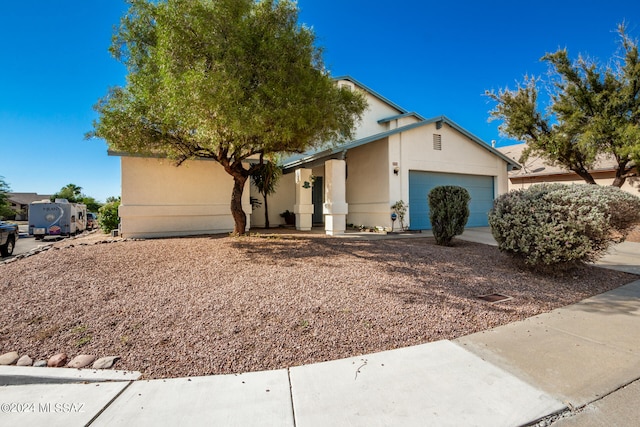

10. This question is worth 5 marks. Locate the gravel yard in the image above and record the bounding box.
[1,233,637,379]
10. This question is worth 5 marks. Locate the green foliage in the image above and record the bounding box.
[51,183,83,202]
[250,157,282,228]
[98,199,121,233]
[487,25,640,187]
[50,184,103,211]
[391,200,407,230]
[79,196,103,213]
[89,0,367,234]
[0,176,14,220]
[428,186,470,246]
[489,184,640,267]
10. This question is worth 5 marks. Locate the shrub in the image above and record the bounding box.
[489,184,640,267]
[98,200,121,233]
[428,185,470,246]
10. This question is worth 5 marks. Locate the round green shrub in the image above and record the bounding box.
[489,184,640,267]
[428,185,470,246]
[98,200,121,234]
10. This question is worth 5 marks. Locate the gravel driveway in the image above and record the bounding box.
[1,233,636,379]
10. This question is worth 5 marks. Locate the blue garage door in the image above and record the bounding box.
[408,171,494,230]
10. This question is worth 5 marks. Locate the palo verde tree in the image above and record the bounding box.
[487,24,640,187]
[89,0,367,234]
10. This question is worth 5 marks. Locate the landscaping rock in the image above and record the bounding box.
[47,353,67,367]
[67,354,96,368]
[92,356,120,369]
[16,355,33,366]
[0,351,19,365]
[33,360,47,367]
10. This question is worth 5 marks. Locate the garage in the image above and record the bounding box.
[408,171,495,230]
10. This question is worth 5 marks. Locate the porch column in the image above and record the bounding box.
[294,168,314,231]
[323,159,348,235]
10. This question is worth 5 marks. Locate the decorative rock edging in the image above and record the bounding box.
[0,351,120,370]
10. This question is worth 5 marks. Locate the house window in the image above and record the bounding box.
[433,134,442,150]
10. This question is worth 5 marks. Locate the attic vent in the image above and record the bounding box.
[433,134,442,150]
[339,83,353,92]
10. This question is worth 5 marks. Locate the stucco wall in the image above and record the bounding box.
[250,172,296,228]
[345,138,390,227]
[337,79,404,141]
[119,156,251,238]
[395,122,510,228]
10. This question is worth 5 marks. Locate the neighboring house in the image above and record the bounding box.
[112,76,520,238]
[7,193,52,220]
[498,143,639,195]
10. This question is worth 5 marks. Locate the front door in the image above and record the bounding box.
[312,176,323,225]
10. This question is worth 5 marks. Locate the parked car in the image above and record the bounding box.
[86,212,97,230]
[0,221,18,257]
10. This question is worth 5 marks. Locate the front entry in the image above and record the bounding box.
[312,176,323,225]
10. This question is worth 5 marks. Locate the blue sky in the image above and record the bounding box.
[1,1,639,202]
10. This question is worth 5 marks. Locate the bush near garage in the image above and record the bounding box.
[98,200,120,234]
[428,185,470,246]
[489,183,640,267]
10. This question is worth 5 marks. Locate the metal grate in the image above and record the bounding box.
[477,293,513,303]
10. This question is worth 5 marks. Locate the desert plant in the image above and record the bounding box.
[391,200,408,230]
[98,199,121,233]
[489,183,640,267]
[428,186,470,246]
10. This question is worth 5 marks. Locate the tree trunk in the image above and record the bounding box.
[611,161,630,188]
[263,193,270,229]
[572,167,597,185]
[611,175,626,188]
[230,173,248,235]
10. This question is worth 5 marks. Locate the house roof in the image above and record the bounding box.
[283,116,521,172]
[334,76,426,121]
[8,192,52,205]
[377,112,423,124]
[497,143,627,178]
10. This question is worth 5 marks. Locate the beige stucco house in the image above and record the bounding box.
[498,143,639,195]
[112,76,519,238]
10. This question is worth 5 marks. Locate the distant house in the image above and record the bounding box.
[111,76,520,238]
[498,143,639,194]
[7,193,52,220]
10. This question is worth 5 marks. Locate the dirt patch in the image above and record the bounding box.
[0,234,636,379]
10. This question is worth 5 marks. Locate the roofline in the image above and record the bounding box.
[283,115,521,171]
[333,75,425,120]
[377,112,425,124]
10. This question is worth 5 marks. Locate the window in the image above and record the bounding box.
[433,134,442,150]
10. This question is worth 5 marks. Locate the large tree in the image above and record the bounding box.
[0,177,14,220]
[51,183,103,212]
[89,0,367,234]
[487,25,640,187]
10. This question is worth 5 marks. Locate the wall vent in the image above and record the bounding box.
[433,134,442,150]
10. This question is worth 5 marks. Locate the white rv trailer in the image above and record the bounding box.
[28,199,87,239]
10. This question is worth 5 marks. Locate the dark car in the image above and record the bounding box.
[0,221,18,257]
[86,212,97,230]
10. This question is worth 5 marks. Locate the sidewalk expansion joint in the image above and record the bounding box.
[85,379,136,426]
[287,368,297,427]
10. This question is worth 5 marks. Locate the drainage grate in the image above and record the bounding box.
[477,293,513,303]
